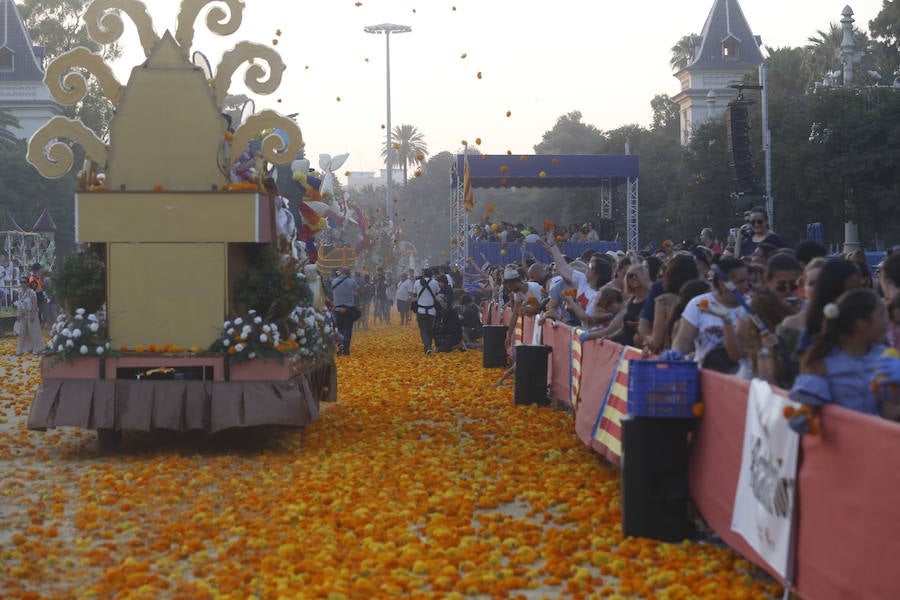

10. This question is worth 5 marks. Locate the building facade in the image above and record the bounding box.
[0,0,62,141]
[673,0,764,145]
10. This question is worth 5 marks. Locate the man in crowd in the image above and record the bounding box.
[331,266,359,356]
[395,272,414,326]
[413,268,441,355]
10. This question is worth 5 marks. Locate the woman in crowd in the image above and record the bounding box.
[610,262,651,347]
[540,237,610,328]
[663,280,712,350]
[736,206,787,257]
[775,257,826,385]
[16,277,44,355]
[802,258,865,352]
[670,256,749,373]
[746,289,794,387]
[788,288,887,418]
[646,253,701,354]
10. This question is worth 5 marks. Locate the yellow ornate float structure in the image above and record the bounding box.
[26,0,335,446]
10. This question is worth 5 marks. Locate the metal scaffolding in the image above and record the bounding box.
[626,177,639,252]
[599,180,612,219]
[450,167,468,266]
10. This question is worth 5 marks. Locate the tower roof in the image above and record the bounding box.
[688,0,764,71]
[1,210,24,232]
[0,0,46,82]
[30,208,57,232]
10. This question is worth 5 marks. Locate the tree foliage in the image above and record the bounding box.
[19,0,121,139]
[670,34,697,71]
[381,124,428,185]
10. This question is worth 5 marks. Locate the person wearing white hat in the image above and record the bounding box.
[501,266,545,348]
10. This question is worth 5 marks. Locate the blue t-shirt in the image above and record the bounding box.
[639,280,664,323]
[789,344,886,415]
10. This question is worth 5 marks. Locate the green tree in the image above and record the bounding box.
[533,111,604,155]
[670,34,697,71]
[19,0,122,139]
[868,0,900,82]
[381,124,428,185]
[0,109,21,150]
[650,94,680,134]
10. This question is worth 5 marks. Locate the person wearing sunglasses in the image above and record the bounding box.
[736,206,787,258]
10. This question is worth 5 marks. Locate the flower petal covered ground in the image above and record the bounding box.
[0,326,780,599]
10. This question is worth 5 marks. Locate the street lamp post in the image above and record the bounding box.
[364,23,411,226]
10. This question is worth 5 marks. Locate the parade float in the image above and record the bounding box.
[25,0,336,447]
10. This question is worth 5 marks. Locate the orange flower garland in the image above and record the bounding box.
[0,330,782,599]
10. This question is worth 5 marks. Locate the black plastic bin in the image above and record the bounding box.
[620,415,696,542]
[482,325,508,368]
[514,344,552,406]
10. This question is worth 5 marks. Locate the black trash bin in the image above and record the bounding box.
[514,344,552,406]
[620,415,696,542]
[482,325,508,368]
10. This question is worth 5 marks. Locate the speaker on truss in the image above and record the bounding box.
[726,100,761,195]
[598,218,616,241]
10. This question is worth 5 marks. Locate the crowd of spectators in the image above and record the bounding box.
[470,219,600,244]
[455,205,900,428]
[319,203,900,428]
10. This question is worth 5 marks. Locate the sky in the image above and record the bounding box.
[108,0,887,173]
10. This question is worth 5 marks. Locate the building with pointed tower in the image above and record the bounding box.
[0,0,63,140]
[673,0,764,145]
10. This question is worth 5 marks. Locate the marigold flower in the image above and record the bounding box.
[476,72,482,79]
[539,171,546,178]
[475,138,482,145]
[552,158,560,164]
[134,345,144,353]
[692,402,705,418]
[153,185,163,191]
[500,166,508,173]
[544,221,554,230]
[416,153,424,161]
[506,111,512,117]
[699,299,709,309]
[486,204,495,213]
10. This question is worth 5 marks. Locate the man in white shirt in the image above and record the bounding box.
[394,272,414,326]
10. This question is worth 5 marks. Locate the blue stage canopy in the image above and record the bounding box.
[454,154,638,188]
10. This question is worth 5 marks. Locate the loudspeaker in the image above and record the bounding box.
[598,218,615,241]
[482,326,509,368]
[620,415,695,542]
[514,345,552,405]
[726,101,760,195]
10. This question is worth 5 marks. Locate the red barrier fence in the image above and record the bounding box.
[482,303,900,599]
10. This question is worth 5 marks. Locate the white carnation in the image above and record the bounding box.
[72,329,82,338]
[79,345,88,355]
[259,334,268,343]
[75,308,85,315]
[96,346,104,355]
[89,323,99,333]
[234,318,243,326]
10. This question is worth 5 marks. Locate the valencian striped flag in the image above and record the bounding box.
[463,157,475,212]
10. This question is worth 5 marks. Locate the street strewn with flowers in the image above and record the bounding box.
[0,326,780,599]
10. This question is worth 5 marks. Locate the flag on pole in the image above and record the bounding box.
[463,157,475,212]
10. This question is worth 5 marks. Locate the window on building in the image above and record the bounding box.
[0,47,13,71]
[722,38,740,61]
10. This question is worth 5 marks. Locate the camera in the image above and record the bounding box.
[739,224,753,239]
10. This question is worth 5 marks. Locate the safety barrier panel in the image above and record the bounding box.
[481,302,900,599]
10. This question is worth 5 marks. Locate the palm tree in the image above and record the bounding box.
[381,124,428,184]
[0,109,20,150]
[670,34,697,72]
[805,23,870,84]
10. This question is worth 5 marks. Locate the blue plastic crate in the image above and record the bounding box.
[627,359,699,418]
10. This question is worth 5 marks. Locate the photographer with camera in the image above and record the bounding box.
[735,206,787,258]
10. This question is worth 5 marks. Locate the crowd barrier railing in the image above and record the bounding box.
[479,301,900,599]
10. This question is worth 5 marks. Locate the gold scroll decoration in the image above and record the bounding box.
[84,0,159,58]
[44,47,124,107]
[176,0,245,56]
[27,117,109,179]
[213,42,285,107]
[230,111,304,168]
